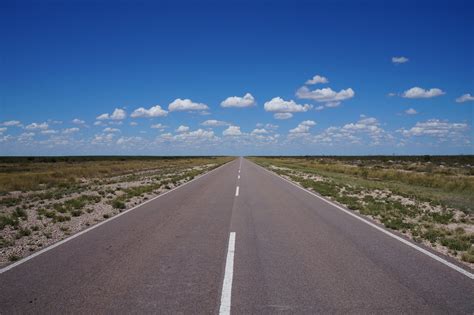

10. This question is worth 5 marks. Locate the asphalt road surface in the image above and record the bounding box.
[1,158,473,314]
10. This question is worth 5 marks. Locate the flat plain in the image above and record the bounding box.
[250,155,474,268]
[0,156,232,266]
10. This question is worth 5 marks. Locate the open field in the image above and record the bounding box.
[250,156,474,268]
[0,156,233,266]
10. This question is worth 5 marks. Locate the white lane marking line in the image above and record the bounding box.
[219,232,236,315]
[235,186,239,196]
[252,161,474,280]
[238,175,240,179]
[0,160,235,275]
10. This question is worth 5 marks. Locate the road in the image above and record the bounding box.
[1,157,473,314]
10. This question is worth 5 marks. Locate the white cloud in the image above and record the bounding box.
[92,133,115,144]
[176,125,190,133]
[151,123,166,130]
[172,129,217,142]
[103,127,120,133]
[315,105,325,111]
[25,122,49,130]
[264,97,312,113]
[1,120,21,127]
[130,121,138,126]
[392,56,409,64]
[312,117,390,146]
[72,118,85,125]
[405,108,418,115]
[168,98,209,112]
[41,129,58,135]
[289,120,316,134]
[18,132,35,141]
[116,136,143,146]
[63,127,79,134]
[201,119,230,126]
[223,125,242,136]
[455,93,474,103]
[0,127,7,134]
[296,86,355,103]
[96,108,126,120]
[251,128,268,135]
[399,119,469,138]
[402,87,445,99]
[220,93,256,108]
[274,113,293,120]
[131,105,168,118]
[264,123,278,130]
[305,75,329,85]
[325,101,341,108]
[387,92,397,97]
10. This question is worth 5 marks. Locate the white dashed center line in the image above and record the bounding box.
[235,186,239,196]
[219,232,236,315]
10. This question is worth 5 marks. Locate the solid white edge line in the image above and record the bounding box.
[0,159,236,274]
[219,232,236,315]
[252,160,474,280]
[235,186,239,197]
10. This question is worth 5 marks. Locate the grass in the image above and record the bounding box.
[0,156,233,264]
[251,156,474,264]
[0,156,231,193]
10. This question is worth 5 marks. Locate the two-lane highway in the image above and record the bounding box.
[1,157,473,314]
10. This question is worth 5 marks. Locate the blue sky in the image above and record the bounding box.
[1,0,473,155]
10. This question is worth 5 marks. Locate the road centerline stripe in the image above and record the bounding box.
[235,186,239,196]
[219,232,236,315]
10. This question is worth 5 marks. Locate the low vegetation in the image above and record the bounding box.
[250,156,474,268]
[0,156,232,266]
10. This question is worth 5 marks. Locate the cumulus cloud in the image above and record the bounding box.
[251,128,268,135]
[116,136,144,146]
[405,108,418,115]
[274,113,293,120]
[387,92,397,97]
[312,117,390,146]
[392,56,409,64]
[176,125,190,133]
[160,129,217,143]
[264,97,312,113]
[455,93,474,103]
[201,119,230,126]
[92,133,115,144]
[96,108,126,120]
[63,127,79,134]
[168,98,209,112]
[131,105,168,118]
[72,118,85,125]
[289,120,316,134]
[41,130,58,135]
[296,86,355,103]
[103,127,120,133]
[399,119,469,138]
[130,121,138,126]
[25,122,49,130]
[1,120,21,127]
[0,127,7,134]
[223,126,242,136]
[402,87,445,98]
[220,93,256,108]
[305,75,329,85]
[151,123,166,130]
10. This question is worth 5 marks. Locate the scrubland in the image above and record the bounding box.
[0,156,232,266]
[250,156,474,268]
